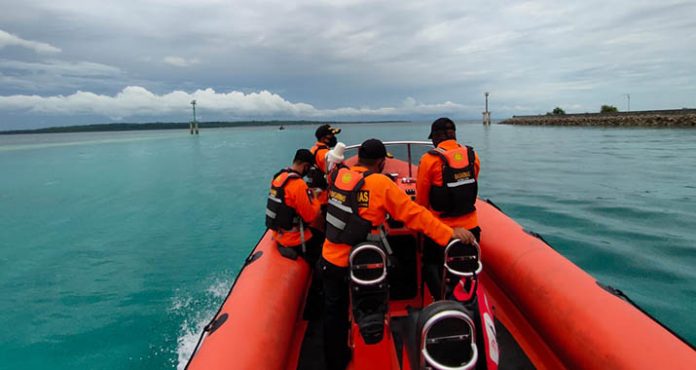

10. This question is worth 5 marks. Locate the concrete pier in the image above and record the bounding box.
[499,109,696,127]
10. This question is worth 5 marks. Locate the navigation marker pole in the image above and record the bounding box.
[626,94,631,112]
[190,100,199,135]
[482,92,491,125]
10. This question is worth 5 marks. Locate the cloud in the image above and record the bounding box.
[0,86,473,120]
[0,29,61,54]
[0,59,121,77]
[1,0,695,123]
[163,56,200,67]
[0,59,124,93]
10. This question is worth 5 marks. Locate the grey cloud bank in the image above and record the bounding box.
[0,29,61,54]
[0,0,695,130]
[0,86,469,121]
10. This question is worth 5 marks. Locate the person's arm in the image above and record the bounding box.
[415,156,432,207]
[474,151,480,180]
[382,178,452,246]
[291,180,321,223]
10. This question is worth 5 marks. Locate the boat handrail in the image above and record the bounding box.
[344,141,433,178]
[444,240,483,277]
[420,309,478,370]
[349,243,388,286]
[344,140,433,150]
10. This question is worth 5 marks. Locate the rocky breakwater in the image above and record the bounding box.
[500,109,696,127]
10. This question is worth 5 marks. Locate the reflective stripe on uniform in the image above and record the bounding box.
[327,213,347,230]
[268,195,282,203]
[447,178,476,187]
[266,209,277,218]
[329,198,353,213]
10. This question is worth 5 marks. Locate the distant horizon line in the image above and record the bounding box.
[1,119,449,135]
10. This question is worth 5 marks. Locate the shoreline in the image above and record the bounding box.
[0,120,411,135]
[499,109,696,127]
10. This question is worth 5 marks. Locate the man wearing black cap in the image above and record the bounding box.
[306,124,342,234]
[416,117,481,300]
[319,138,476,370]
[265,149,322,258]
[311,123,342,174]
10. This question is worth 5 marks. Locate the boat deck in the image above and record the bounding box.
[296,313,535,369]
[187,144,696,370]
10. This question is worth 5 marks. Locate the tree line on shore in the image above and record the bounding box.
[547,105,618,116]
[0,120,408,135]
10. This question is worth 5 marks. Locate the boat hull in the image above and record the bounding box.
[477,199,696,369]
[186,152,695,369]
[187,232,311,370]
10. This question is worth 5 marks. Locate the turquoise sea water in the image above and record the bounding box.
[1,122,694,369]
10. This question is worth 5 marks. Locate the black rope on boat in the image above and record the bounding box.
[523,229,550,244]
[184,229,270,369]
[245,250,264,265]
[523,229,548,244]
[486,198,557,249]
[484,198,504,213]
[205,313,228,335]
[597,281,695,350]
[523,229,558,251]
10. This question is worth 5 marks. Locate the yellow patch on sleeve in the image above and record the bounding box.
[356,190,370,208]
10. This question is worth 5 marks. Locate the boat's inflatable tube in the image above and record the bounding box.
[477,200,696,369]
[187,231,310,370]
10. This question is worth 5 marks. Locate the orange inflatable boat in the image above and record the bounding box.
[185,141,695,370]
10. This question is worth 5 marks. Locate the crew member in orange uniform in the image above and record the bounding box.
[310,124,341,174]
[307,124,341,233]
[416,117,481,299]
[319,138,476,370]
[265,149,322,261]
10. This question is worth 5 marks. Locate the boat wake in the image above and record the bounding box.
[173,278,232,370]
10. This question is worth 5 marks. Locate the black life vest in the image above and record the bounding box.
[265,169,302,231]
[325,167,375,246]
[427,145,478,217]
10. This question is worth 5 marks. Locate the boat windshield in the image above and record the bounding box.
[344,141,433,177]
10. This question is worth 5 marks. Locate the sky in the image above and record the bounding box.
[1,0,695,130]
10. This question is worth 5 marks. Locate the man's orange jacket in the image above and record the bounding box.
[270,171,320,247]
[310,141,331,205]
[310,141,330,174]
[322,165,453,267]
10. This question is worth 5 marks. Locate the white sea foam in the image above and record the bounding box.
[206,278,232,299]
[176,310,212,370]
[174,277,233,370]
[0,132,181,152]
